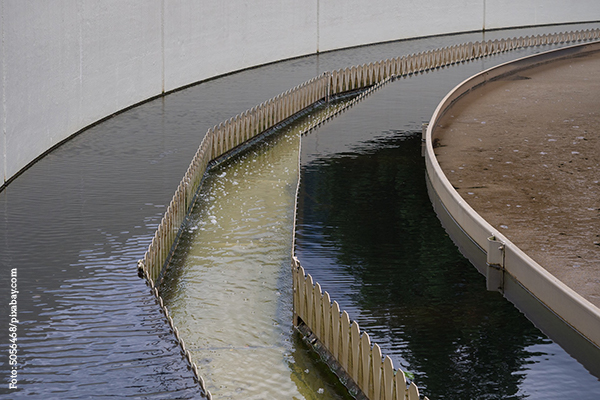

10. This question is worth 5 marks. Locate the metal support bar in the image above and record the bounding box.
[421,123,429,157]
[486,236,505,292]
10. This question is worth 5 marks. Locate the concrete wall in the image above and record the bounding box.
[2,1,163,187]
[164,1,318,92]
[1,2,4,185]
[319,0,484,51]
[485,0,600,30]
[2,0,600,187]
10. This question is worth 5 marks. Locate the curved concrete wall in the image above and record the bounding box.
[485,0,600,30]
[2,0,600,188]
[424,42,600,351]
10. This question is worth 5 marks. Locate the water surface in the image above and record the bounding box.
[295,51,600,399]
[1,22,599,398]
[161,117,352,399]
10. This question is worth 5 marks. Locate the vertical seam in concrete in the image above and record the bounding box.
[1,0,6,183]
[161,0,165,93]
[483,0,486,31]
[316,0,320,53]
[78,0,83,126]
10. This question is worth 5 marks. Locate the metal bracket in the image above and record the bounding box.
[421,123,429,157]
[486,236,505,292]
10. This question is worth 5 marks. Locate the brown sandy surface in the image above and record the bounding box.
[433,50,600,307]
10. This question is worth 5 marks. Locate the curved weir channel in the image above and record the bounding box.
[1,22,599,399]
[160,109,355,399]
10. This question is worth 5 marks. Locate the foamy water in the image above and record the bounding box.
[161,116,352,399]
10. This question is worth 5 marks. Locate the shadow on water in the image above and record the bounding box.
[295,74,600,398]
[296,134,546,399]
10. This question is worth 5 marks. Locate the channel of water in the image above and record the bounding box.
[1,22,599,398]
[161,29,600,399]
[161,108,354,399]
[296,54,600,398]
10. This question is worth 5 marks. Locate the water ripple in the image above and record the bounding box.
[2,22,598,398]
[162,122,352,399]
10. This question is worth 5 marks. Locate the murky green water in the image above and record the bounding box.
[161,114,353,399]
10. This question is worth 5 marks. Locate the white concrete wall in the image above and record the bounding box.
[164,0,318,92]
[2,0,162,185]
[1,2,5,184]
[485,0,600,30]
[318,0,484,52]
[1,0,599,186]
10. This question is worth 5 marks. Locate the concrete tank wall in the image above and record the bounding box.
[318,0,484,51]
[485,0,600,30]
[2,0,600,187]
[2,1,164,187]
[163,1,319,92]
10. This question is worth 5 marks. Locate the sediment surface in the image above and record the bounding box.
[434,50,600,307]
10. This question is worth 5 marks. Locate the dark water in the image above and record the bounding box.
[295,53,600,399]
[1,21,599,398]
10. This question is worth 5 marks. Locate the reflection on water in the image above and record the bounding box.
[1,21,599,398]
[295,62,600,399]
[161,119,352,399]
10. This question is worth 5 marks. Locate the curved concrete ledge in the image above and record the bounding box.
[425,41,600,354]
